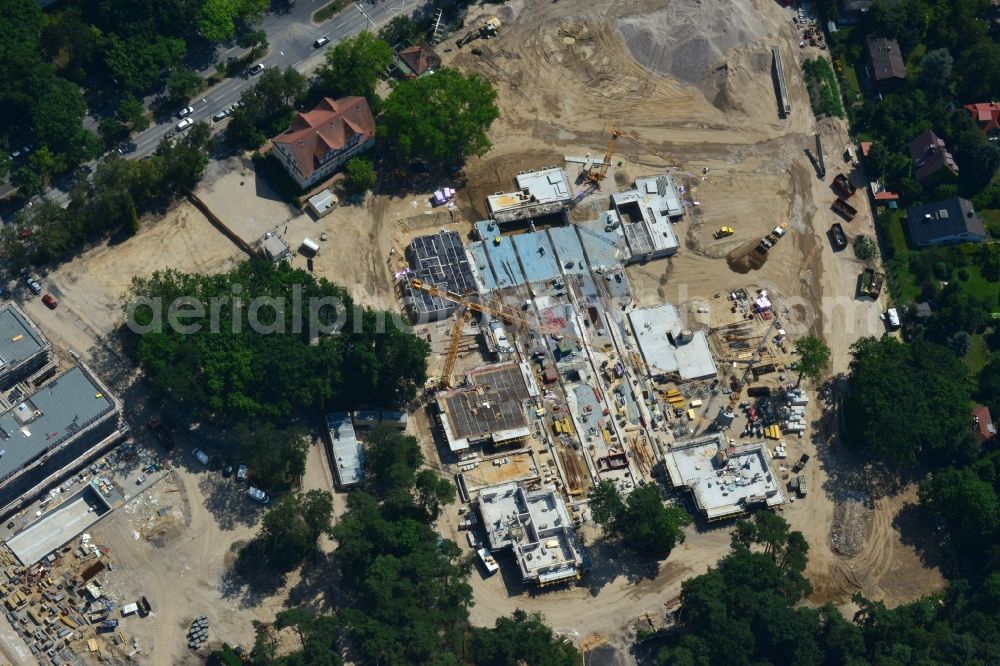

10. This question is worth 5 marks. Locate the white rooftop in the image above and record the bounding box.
[611,175,682,259]
[486,167,573,222]
[326,412,364,488]
[664,433,785,520]
[628,304,717,380]
[477,482,582,585]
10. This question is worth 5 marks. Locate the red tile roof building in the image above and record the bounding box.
[271,96,376,189]
[973,405,996,442]
[908,130,959,185]
[398,44,440,78]
[963,102,1000,139]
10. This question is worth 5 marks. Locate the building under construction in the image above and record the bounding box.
[664,432,786,521]
[476,481,583,586]
[401,230,479,322]
[435,362,538,452]
[0,363,125,518]
[0,302,53,391]
[485,167,574,226]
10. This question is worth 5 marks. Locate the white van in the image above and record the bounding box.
[192,449,209,466]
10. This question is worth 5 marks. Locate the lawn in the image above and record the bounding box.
[952,264,998,301]
[982,209,1000,238]
[313,0,348,23]
[966,333,990,374]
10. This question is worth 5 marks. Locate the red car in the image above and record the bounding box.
[41,294,57,309]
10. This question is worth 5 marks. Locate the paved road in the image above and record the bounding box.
[11,0,422,214]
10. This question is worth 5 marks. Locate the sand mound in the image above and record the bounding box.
[617,0,768,84]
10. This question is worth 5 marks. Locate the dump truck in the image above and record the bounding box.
[796,475,808,497]
[792,453,810,473]
[860,267,885,298]
[829,223,848,251]
[831,197,858,221]
[714,227,734,239]
[756,223,788,253]
[833,173,856,198]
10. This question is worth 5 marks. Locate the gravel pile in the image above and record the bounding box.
[616,0,767,84]
[831,499,870,557]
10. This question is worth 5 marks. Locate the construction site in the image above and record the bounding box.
[0,0,949,663]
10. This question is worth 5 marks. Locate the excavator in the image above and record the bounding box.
[457,17,500,48]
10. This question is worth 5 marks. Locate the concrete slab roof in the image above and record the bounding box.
[477,482,582,584]
[576,215,627,269]
[664,433,785,520]
[7,484,111,565]
[474,221,527,289]
[0,304,48,376]
[546,226,588,275]
[628,304,717,381]
[0,366,116,484]
[437,362,536,452]
[514,168,572,204]
[327,412,364,487]
[512,232,561,284]
[467,241,500,292]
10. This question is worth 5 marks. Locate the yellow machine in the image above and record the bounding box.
[714,227,734,239]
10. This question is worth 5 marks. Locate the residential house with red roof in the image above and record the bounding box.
[397,44,440,78]
[963,102,1000,140]
[973,405,996,442]
[908,130,959,186]
[271,96,376,190]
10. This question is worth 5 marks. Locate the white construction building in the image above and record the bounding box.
[628,304,717,381]
[476,482,583,586]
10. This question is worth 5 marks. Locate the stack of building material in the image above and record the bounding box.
[187,615,209,649]
[432,187,456,206]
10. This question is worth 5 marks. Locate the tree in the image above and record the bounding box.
[961,143,1000,191]
[166,66,203,101]
[793,335,831,387]
[846,336,973,468]
[11,166,42,197]
[99,116,129,148]
[919,466,1000,550]
[853,234,876,261]
[588,481,690,556]
[947,330,973,357]
[364,427,454,521]
[344,156,376,193]
[978,354,1000,417]
[378,15,423,47]
[917,48,953,93]
[256,490,333,570]
[118,94,150,131]
[470,610,579,666]
[316,31,393,100]
[379,68,500,163]
[237,422,308,489]
[199,0,268,42]
[238,28,268,51]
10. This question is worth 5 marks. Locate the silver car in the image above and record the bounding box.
[247,486,269,504]
[25,277,42,294]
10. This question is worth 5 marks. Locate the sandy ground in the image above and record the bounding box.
[85,436,335,666]
[7,0,945,660]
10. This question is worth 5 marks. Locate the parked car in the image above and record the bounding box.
[249,63,265,75]
[222,464,233,478]
[247,486,269,504]
[212,109,229,122]
[314,36,330,48]
[192,448,209,466]
[178,106,194,118]
[41,294,58,309]
[236,464,248,482]
[135,474,146,485]
[25,277,42,294]
[176,118,194,131]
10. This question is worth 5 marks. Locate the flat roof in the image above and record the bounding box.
[512,232,561,284]
[327,412,364,487]
[612,175,682,258]
[474,221,527,289]
[486,168,573,224]
[404,231,478,318]
[437,363,535,452]
[0,304,48,376]
[467,241,500,292]
[7,484,111,565]
[576,214,627,269]
[664,433,785,519]
[628,304,717,380]
[478,482,582,584]
[546,226,588,275]
[0,366,116,484]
